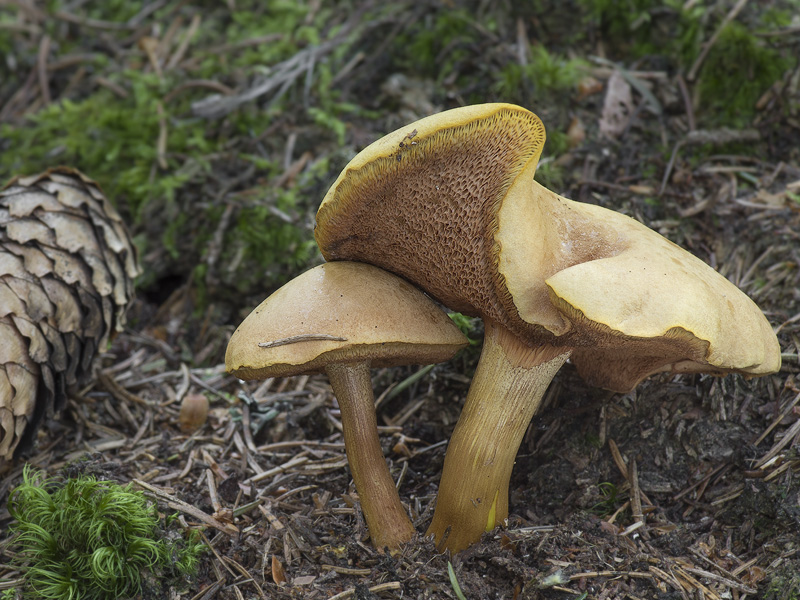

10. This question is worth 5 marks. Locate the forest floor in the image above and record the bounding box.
[1,2,800,599]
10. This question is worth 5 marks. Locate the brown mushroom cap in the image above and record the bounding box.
[225,261,468,379]
[316,103,545,333]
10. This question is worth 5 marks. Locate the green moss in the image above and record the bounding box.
[392,9,481,80]
[8,466,204,600]
[493,47,588,105]
[534,160,566,192]
[591,482,623,516]
[81,0,153,22]
[760,6,798,28]
[764,561,800,600]
[0,0,360,302]
[578,0,702,61]
[0,71,207,222]
[448,312,482,347]
[585,432,604,449]
[580,0,658,47]
[697,22,794,126]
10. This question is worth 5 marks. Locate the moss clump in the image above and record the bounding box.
[0,1,366,306]
[764,561,800,600]
[697,22,793,126]
[393,9,482,81]
[493,46,588,106]
[578,0,702,61]
[8,466,204,600]
[0,72,206,221]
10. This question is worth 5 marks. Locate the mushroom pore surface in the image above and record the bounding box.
[315,104,546,341]
[315,103,780,391]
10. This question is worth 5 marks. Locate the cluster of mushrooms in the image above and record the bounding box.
[226,103,781,554]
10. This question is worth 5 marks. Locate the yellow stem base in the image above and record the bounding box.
[426,322,569,553]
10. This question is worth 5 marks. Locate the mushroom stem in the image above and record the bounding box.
[325,361,417,551]
[426,320,570,553]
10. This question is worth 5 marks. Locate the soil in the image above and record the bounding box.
[1,2,800,600]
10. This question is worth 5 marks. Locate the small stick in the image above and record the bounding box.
[134,479,238,535]
[246,454,309,483]
[676,73,695,132]
[166,14,202,71]
[609,439,655,508]
[681,565,757,594]
[327,582,401,600]
[629,459,645,526]
[156,101,168,169]
[37,35,51,105]
[755,417,800,468]
[207,468,221,513]
[258,334,347,348]
[570,570,653,580]
[754,390,800,446]
[321,565,372,576]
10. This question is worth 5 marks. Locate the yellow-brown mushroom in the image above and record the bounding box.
[314,103,781,552]
[225,261,467,551]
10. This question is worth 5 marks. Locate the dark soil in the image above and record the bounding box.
[1,2,800,599]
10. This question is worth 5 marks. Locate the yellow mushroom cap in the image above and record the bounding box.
[225,262,468,380]
[496,176,782,392]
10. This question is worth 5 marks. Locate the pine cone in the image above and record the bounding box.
[0,167,140,460]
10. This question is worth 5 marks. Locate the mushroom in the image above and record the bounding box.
[314,103,781,552]
[225,261,468,551]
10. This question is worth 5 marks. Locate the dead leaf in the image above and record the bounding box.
[628,184,655,195]
[755,189,790,207]
[271,554,288,586]
[741,566,766,585]
[566,116,586,149]
[576,75,603,101]
[599,70,634,139]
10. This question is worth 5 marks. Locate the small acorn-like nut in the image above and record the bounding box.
[0,167,140,461]
[179,393,209,433]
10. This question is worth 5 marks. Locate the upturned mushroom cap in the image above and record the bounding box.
[316,103,545,328]
[225,261,468,379]
[495,171,782,392]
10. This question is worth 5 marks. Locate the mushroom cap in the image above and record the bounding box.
[496,176,782,392]
[225,262,468,380]
[315,103,545,331]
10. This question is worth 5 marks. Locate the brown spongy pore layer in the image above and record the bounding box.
[315,105,545,331]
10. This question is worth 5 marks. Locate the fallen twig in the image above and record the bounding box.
[133,479,239,536]
[327,582,402,600]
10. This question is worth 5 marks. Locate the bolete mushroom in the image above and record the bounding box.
[314,103,781,552]
[225,261,468,551]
